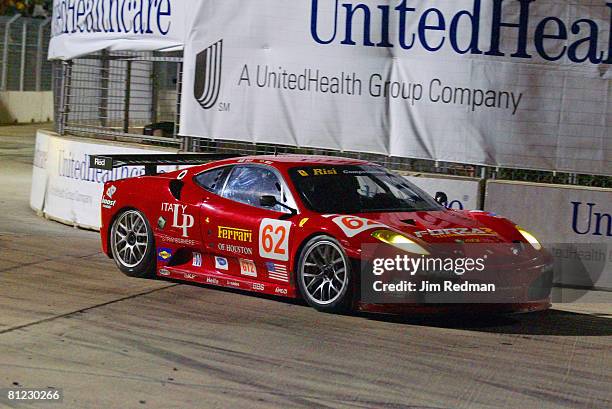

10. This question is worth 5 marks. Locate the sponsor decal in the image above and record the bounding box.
[265,262,289,282]
[161,203,195,238]
[101,198,116,209]
[184,273,197,280]
[239,259,257,277]
[227,280,241,288]
[206,277,220,285]
[312,168,337,176]
[253,282,265,291]
[275,287,288,295]
[159,268,171,276]
[106,185,117,198]
[414,227,496,238]
[298,168,338,176]
[158,248,173,262]
[218,243,253,255]
[215,256,229,271]
[299,218,309,228]
[193,252,203,267]
[218,226,253,242]
[157,216,167,230]
[158,234,199,246]
[101,184,117,209]
[194,39,223,110]
[330,215,387,238]
[259,219,291,261]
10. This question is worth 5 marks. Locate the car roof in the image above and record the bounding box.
[234,154,370,165]
[180,154,374,176]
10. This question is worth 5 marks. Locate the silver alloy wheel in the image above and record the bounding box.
[300,240,348,305]
[111,210,149,268]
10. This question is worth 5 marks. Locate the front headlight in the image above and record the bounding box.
[517,227,542,250]
[371,230,430,255]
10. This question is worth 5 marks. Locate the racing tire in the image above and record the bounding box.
[297,236,353,313]
[109,209,156,278]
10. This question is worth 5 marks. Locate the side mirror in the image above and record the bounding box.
[260,195,278,208]
[434,191,448,206]
[260,195,298,219]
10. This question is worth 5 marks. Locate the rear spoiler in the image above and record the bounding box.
[89,153,240,176]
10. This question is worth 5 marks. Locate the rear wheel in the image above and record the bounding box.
[297,236,352,313]
[110,209,156,278]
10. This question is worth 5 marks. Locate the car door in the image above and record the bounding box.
[209,164,297,285]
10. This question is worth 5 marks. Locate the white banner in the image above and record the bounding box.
[403,174,481,210]
[49,0,194,60]
[180,0,611,175]
[30,131,177,229]
[485,180,612,289]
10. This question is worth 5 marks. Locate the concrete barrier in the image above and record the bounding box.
[30,130,178,230]
[0,91,53,124]
[485,180,612,290]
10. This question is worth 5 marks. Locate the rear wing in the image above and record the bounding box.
[89,153,240,176]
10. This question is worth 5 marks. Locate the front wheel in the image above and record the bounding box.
[297,236,353,313]
[110,209,156,278]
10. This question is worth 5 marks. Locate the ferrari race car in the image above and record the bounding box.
[91,154,553,314]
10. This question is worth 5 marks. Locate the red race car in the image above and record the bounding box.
[91,154,553,314]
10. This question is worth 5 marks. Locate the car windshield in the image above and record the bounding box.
[289,165,442,213]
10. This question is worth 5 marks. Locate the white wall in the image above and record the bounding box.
[485,180,612,290]
[0,92,53,124]
[31,130,178,230]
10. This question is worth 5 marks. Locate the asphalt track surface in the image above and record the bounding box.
[0,126,610,409]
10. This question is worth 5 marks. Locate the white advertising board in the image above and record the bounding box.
[180,0,611,175]
[49,0,195,60]
[30,130,177,230]
[403,174,481,210]
[485,180,612,289]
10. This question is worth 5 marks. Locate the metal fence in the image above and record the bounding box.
[53,51,611,188]
[54,51,182,147]
[0,15,52,91]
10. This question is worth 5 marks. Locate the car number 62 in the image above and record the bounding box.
[259,219,291,261]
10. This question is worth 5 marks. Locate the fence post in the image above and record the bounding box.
[19,20,27,91]
[174,61,182,141]
[35,18,51,92]
[58,60,72,135]
[1,15,20,91]
[150,60,158,124]
[123,60,132,134]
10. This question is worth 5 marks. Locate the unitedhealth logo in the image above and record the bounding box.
[194,39,223,110]
[310,0,612,65]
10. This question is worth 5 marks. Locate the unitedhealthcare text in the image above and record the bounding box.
[311,0,612,65]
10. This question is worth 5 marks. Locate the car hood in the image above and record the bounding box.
[351,210,508,244]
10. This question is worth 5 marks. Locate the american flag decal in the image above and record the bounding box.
[265,262,288,282]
